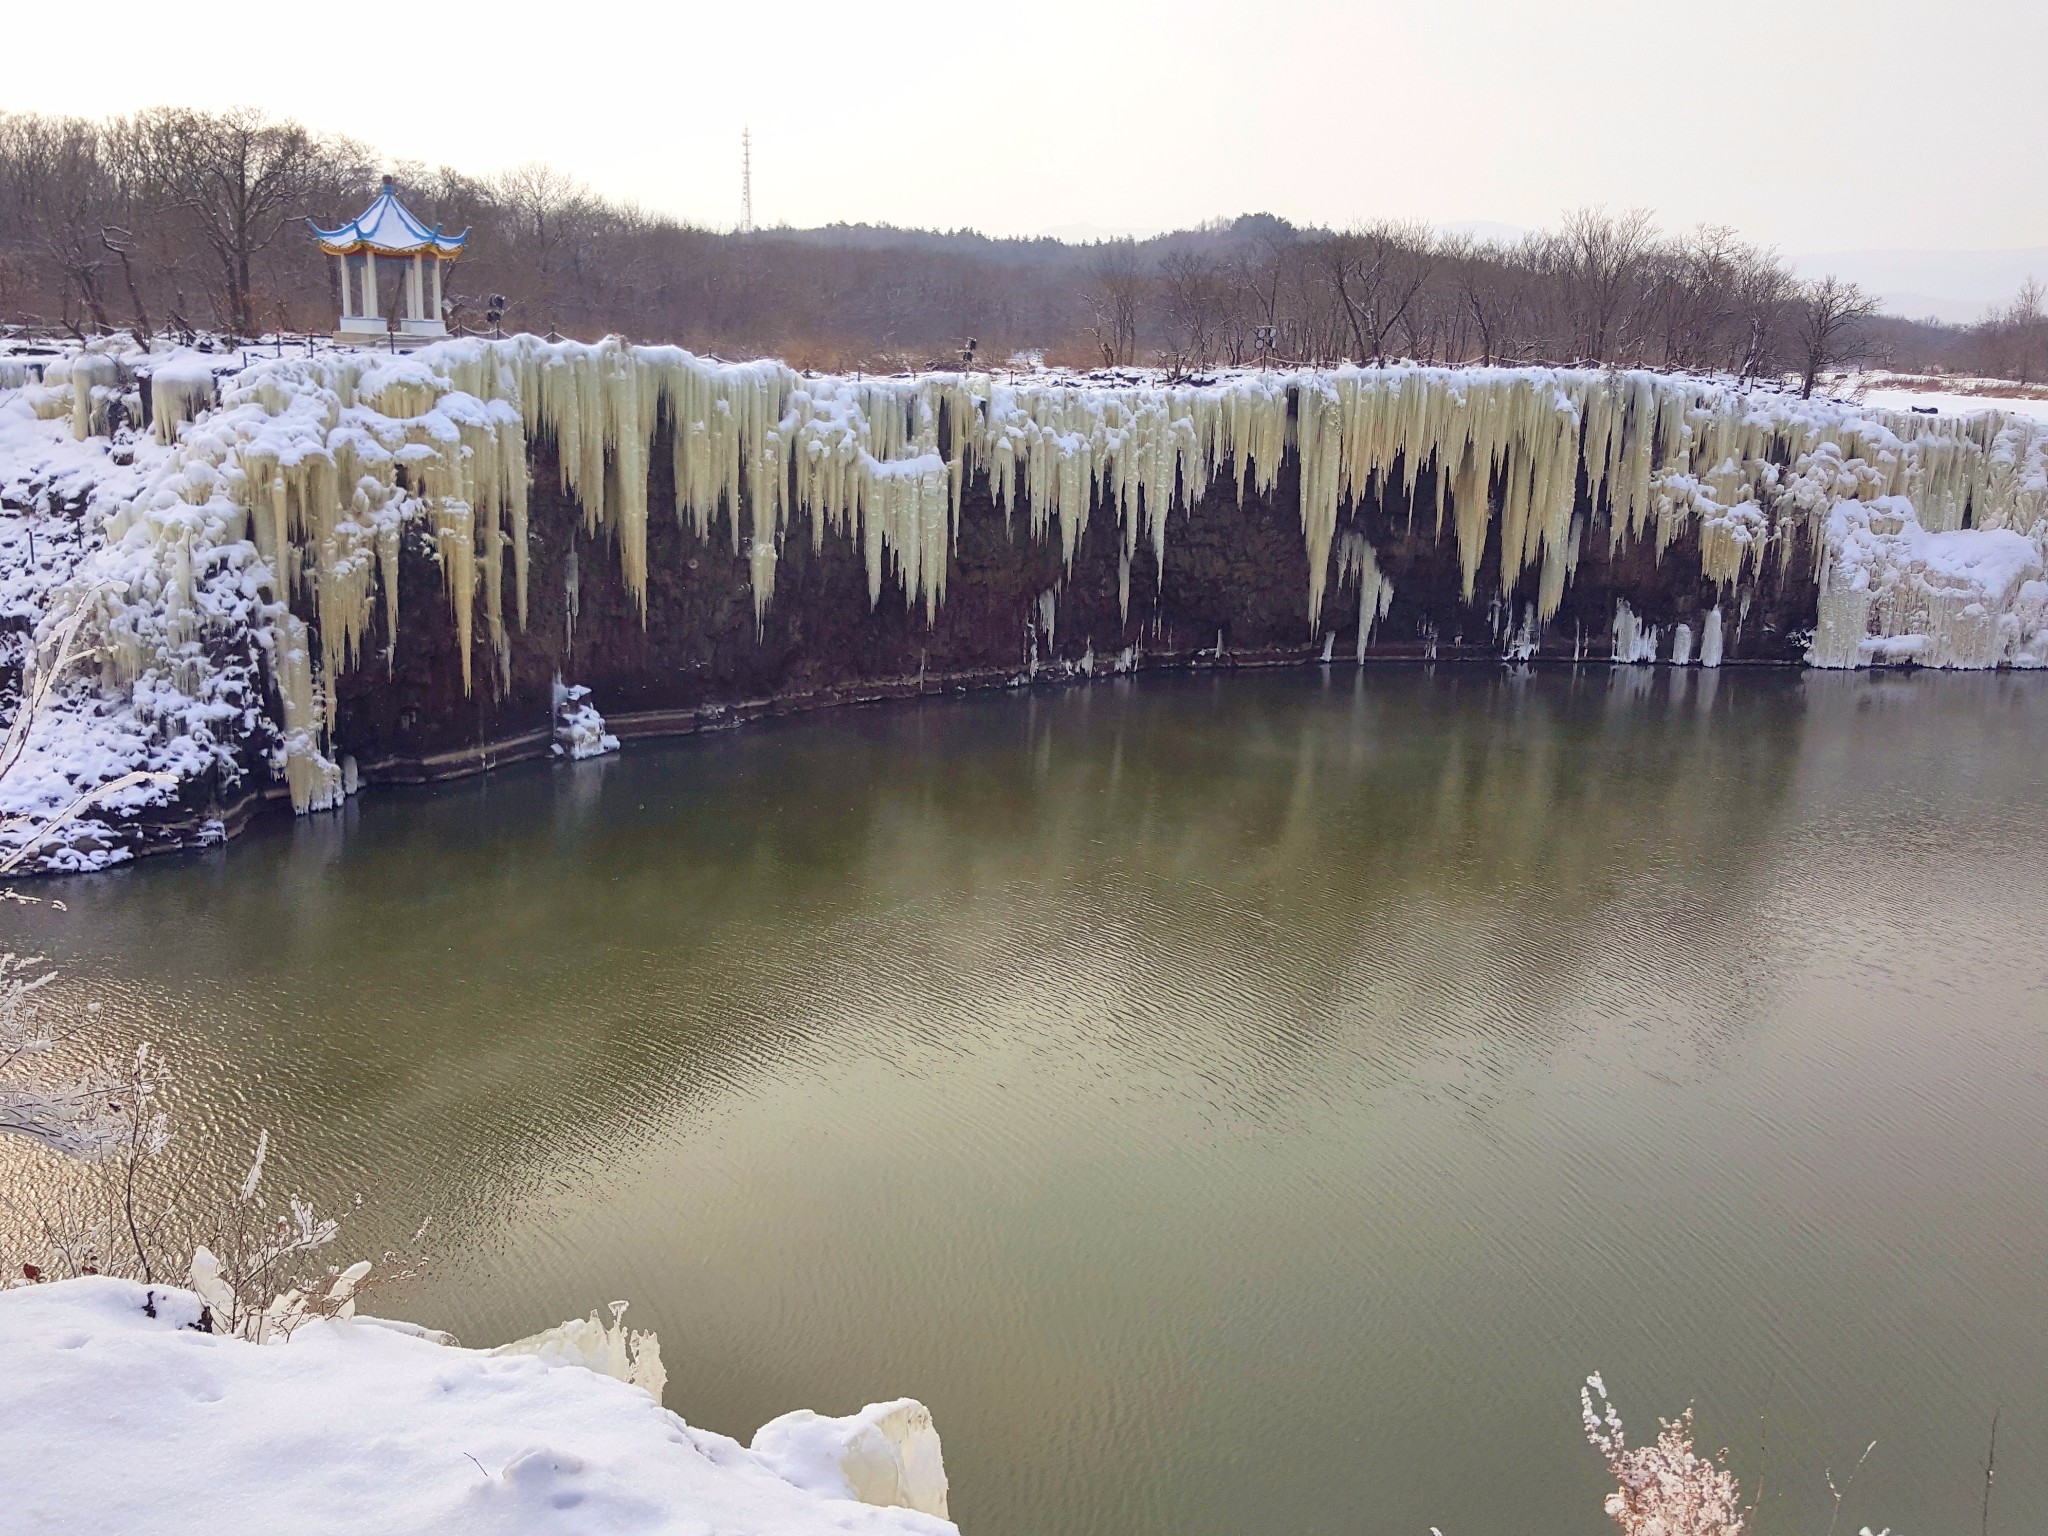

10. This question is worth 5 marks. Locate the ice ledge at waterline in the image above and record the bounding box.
[0,1276,955,1536]
[4,335,2047,872]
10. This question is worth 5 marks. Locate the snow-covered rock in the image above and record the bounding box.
[0,1277,957,1536]
[553,680,620,760]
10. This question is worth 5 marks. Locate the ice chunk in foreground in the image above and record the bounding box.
[753,1398,952,1519]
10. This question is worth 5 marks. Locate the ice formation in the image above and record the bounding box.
[1699,607,1725,668]
[752,1399,951,1520]
[553,679,620,760]
[1809,496,2048,667]
[494,1300,665,1402]
[1610,601,1660,664]
[1335,532,1396,662]
[7,335,2048,868]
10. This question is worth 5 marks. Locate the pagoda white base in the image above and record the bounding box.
[333,316,450,350]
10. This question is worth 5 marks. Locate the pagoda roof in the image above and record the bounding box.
[311,178,469,257]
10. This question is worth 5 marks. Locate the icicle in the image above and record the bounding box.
[565,545,580,654]
[1335,532,1395,662]
[275,615,342,811]
[1699,607,1724,668]
[1610,601,1658,664]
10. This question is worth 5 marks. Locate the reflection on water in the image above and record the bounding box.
[18,667,2048,1536]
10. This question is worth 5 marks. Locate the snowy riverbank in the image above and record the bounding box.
[0,1276,956,1536]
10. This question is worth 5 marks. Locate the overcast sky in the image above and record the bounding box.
[9,0,2046,256]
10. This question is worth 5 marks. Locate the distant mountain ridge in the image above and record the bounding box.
[1791,248,2048,324]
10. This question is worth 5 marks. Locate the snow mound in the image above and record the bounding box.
[0,1277,958,1536]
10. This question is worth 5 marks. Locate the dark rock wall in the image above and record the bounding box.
[328,435,1817,786]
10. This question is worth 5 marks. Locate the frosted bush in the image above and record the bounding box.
[1582,1373,1746,1536]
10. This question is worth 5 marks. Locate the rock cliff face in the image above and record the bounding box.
[4,339,2043,869]
[338,435,1821,785]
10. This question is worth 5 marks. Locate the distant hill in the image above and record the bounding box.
[1792,248,2048,324]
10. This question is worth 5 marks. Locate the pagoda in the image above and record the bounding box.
[311,176,469,346]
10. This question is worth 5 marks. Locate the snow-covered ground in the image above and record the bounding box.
[0,1276,956,1536]
[1842,369,2048,423]
[1857,387,2048,423]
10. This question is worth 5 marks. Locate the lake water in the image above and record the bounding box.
[21,668,2048,1536]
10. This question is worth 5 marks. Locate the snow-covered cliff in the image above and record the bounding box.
[5,336,2046,872]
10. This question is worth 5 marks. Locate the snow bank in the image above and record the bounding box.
[1855,385,2048,426]
[0,1277,957,1536]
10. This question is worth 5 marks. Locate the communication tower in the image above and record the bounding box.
[741,127,753,235]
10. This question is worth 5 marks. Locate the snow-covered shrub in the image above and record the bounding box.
[1582,1373,1746,1536]
[0,953,147,1159]
[0,593,177,876]
[0,988,379,1338]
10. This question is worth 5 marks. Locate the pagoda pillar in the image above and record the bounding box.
[364,252,379,320]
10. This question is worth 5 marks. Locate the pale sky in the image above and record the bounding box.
[9,0,2047,254]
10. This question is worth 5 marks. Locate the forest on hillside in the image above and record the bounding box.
[4,106,2044,388]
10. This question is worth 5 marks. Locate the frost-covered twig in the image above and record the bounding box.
[1825,1439,1877,1536]
[0,646,395,1324]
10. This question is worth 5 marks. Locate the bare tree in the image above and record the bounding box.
[131,106,336,338]
[1158,250,1229,371]
[1972,277,2048,385]
[0,114,130,337]
[1558,207,1657,364]
[1085,240,1144,367]
[1310,220,1436,364]
[1794,275,1879,397]
[1730,244,1794,383]
[0,105,1992,380]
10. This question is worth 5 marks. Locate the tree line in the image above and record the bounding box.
[0,105,2033,394]
[1095,212,1880,397]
